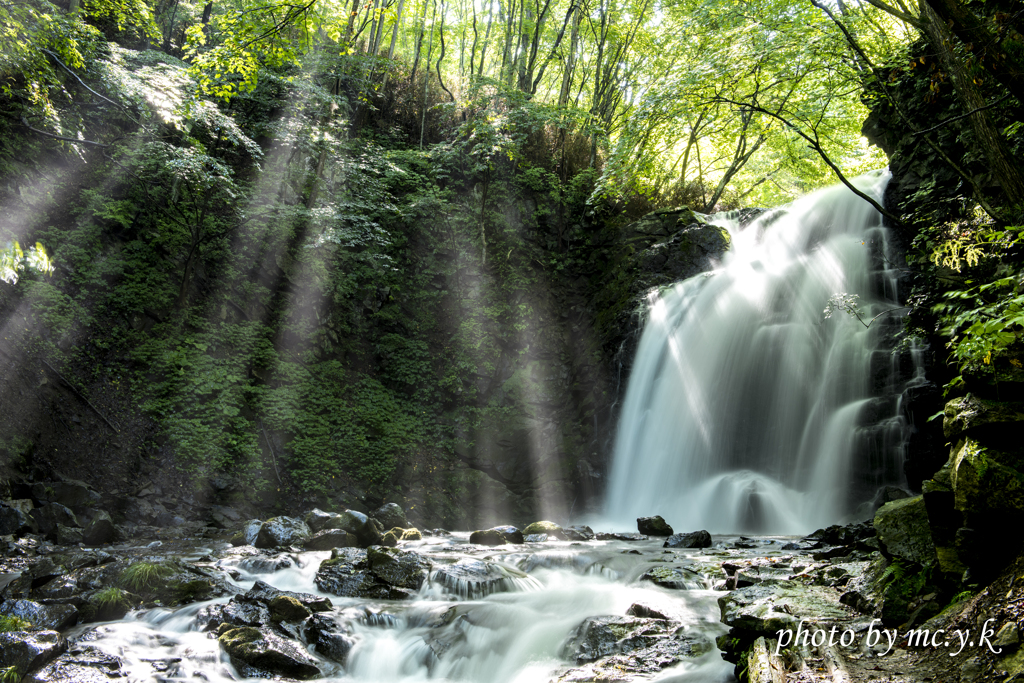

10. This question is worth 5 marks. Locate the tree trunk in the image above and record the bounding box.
[920,1,1024,206]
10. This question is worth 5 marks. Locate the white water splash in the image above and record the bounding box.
[605,171,916,534]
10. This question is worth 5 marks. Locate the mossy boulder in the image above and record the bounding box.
[371,503,410,530]
[303,529,358,551]
[874,496,936,565]
[469,529,506,546]
[401,528,422,541]
[269,596,311,622]
[254,516,310,549]
[218,626,320,679]
[523,521,567,540]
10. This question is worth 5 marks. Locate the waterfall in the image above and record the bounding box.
[604,170,918,534]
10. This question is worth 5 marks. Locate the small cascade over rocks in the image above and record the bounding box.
[605,171,922,534]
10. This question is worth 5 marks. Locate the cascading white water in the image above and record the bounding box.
[605,171,916,534]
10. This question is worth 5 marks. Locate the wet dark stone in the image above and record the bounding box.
[637,516,673,536]
[626,603,670,620]
[371,503,409,530]
[489,525,524,544]
[0,630,68,675]
[26,645,124,683]
[196,597,271,632]
[0,599,79,631]
[29,504,79,540]
[303,529,358,551]
[469,529,506,546]
[304,613,354,664]
[218,626,320,680]
[237,554,295,574]
[564,526,595,541]
[243,579,333,612]
[663,531,712,548]
[596,532,647,541]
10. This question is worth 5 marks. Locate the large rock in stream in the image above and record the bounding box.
[315,546,430,599]
[556,615,712,682]
[254,516,311,548]
[218,626,321,679]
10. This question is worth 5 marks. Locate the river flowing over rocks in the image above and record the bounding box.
[3,504,994,683]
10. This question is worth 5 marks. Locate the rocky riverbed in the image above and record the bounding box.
[1,501,1020,683]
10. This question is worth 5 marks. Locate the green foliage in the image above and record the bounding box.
[0,614,31,632]
[0,241,54,285]
[0,666,20,683]
[93,586,131,610]
[120,561,175,592]
[184,0,318,100]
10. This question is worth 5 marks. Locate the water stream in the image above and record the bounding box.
[69,535,757,682]
[605,171,920,534]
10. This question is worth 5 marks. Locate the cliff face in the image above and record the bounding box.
[862,33,1024,584]
[0,44,734,530]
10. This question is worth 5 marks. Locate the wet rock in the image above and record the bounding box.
[490,525,524,544]
[304,613,354,664]
[595,532,647,541]
[433,558,533,598]
[555,632,711,682]
[29,504,79,540]
[269,595,311,622]
[208,505,242,529]
[381,529,400,547]
[523,521,568,539]
[30,481,100,517]
[0,631,67,675]
[942,394,1024,441]
[564,526,595,541]
[0,599,79,630]
[315,548,425,600]
[243,519,262,545]
[303,529,358,551]
[663,530,712,548]
[524,533,548,542]
[559,614,713,680]
[562,616,661,664]
[638,566,706,589]
[337,510,383,547]
[304,508,339,533]
[55,524,83,546]
[469,529,506,546]
[718,583,854,636]
[254,516,310,548]
[196,597,271,631]
[1,501,32,535]
[805,522,875,546]
[626,603,670,620]
[81,512,117,545]
[26,645,123,683]
[218,626,320,679]
[237,553,295,573]
[243,580,332,613]
[372,502,409,530]
[366,546,431,590]
[873,496,936,565]
[401,528,422,541]
[637,516,673,536]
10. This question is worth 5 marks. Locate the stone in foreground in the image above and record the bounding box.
[218,626,320,679]
[637,516,673,536]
